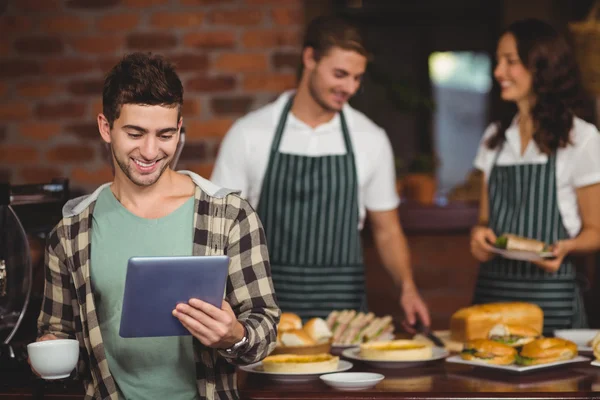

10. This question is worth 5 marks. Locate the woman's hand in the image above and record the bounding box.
[532,240,573,273]
[470,226,497,262]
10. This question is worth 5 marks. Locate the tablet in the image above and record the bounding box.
[119,255,229,338]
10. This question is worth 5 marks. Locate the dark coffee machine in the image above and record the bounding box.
[0,179,69,374]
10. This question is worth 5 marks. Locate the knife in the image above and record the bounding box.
[414,320,446,348]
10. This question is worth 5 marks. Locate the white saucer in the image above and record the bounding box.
[238,360,353,382]
[320,372,384,390]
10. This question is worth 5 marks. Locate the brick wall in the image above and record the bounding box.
[0,0,304,194]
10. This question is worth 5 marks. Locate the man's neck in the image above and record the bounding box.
[111,169,175,210]
[290,85,337,129]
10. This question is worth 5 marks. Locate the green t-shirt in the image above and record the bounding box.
[91,187,199,400]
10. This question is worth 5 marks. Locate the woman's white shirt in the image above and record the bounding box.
[474,116,600,237]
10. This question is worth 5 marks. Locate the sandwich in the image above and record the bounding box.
[487,323,540,347]
[303,318,333,344]
[278,312,302,332]
[590,332,600,360]
[279,329,316,347]
[326,310,394,345]
[360,339,433,361]
[460,339,517,365]
[261,353,339,373]
[516,338,577,366]
[495,234,551,253]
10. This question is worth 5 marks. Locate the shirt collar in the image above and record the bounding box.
[505,114,544,158]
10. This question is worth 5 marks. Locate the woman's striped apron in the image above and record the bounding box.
[256,96,365,320]
[473,145,587,334]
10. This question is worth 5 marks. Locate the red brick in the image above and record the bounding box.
[214,53,268,72]
[0,41,9,56]
[35,101,87,119]
[99,57,122,74]
[18,122,62,140]
[90,99,103,117]
[65,123,100,140]
[180,0,232,4]
[244,73,296,91]
[14,36,64,55]
[209,10,264,26]
[0,146,38,163]
[70,36,122,54]
[187,76,236,92]
[150,12,204,29]
[20,167,64,184]
[0,103,31,120]
[185,119,233,140]
[0,82,7,97]
[182,99,201,117]
[242,29,301,48]
[211,96,253,115]
[67,78,105,96]
[273,51,300,70]
[72,165,114,185]
[96,14,140,31]
[15,0,60,11]
[271,7,303,25]
[46,144,95,163]
[178,162,214,178]
[43,58,97,76]
[0,16,34,35]
[183,32,235,49]
[127,33,177,50]
[40,16,89,33]
[66,0,119,9]
[168,53,209,72]
[244,0,299,3]
[178,141,206,162]
[16,82,58,97]
[0,60,40,78]
[122,0,169,6]
[0,126,6,141]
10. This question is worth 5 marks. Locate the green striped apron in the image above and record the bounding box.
[473,145,587,335]
[256,96,365,320]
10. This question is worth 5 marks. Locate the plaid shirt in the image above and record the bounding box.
[37,172,280,400]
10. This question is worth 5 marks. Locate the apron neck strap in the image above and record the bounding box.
[270,95,354,155]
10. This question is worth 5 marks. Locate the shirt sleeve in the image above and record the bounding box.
[210,120,250,197]
[473,123,498,179]
[363,129,401,212]
[572,127,600,188]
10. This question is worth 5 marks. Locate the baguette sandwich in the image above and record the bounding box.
[517,338,577,366]
[487,323,540,347]
[495,234,551,253]
[460,339,517,365]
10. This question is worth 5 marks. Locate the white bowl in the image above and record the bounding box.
[27,339,79,380]
[320,372,384,390]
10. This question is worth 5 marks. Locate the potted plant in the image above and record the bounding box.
[402,154,439,205]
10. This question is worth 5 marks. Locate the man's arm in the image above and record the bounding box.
[217,196,281,365]
[37,226,77,339]
[367,209,431,328]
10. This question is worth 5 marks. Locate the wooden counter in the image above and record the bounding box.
[238,358,600,399]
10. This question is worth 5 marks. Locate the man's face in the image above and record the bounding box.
[305,47,367,112]
[99,104,181,187]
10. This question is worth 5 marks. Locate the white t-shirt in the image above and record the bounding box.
[211,91,400,229]
[473,116,600,237]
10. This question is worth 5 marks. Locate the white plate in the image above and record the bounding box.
[320,372,384,390]
[554,329,598,353]
[446,355,589,373]
[490,247,555,262]
[238,360,353,382]
[341,347,449,369]
[591,360,600,367]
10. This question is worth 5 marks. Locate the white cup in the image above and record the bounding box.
[27,339,79,380]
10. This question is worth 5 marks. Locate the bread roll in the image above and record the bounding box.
[487,323,540,347]
[518,338,577,365]
[450,302,543,342]
[460,339,516,365]
[360,340,433,361]
[279,312,302,332]
[280,329,315,347]
[261,353,339,373]
[303,318,332,344]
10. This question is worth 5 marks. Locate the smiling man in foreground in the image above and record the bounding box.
[34,52,280,400]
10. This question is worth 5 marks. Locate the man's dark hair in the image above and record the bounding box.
[102,52,183,128]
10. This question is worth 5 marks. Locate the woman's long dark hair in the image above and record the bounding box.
[487,19,591,153]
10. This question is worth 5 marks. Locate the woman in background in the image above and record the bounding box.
[470,18,600,334]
